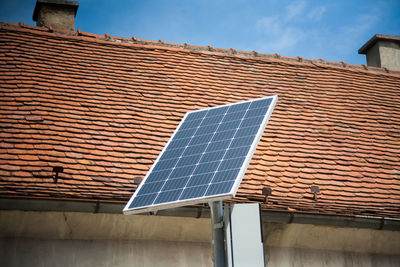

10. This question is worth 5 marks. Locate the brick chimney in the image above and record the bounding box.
[33,0,79,31]
[358,34,400,71]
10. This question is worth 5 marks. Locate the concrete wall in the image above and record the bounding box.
[263,222,400,267]
[36,5,76,31]
[378,41,400,70]
[365,43,381,68]
[1,238,211,267]
[366,41,400,70]
[0,210,212,267]
[1,210,400,267]
[0,210,211,241]
[265,246,400,267]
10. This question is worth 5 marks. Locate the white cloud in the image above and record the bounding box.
[334,13,380,55]
[308,6,326,21]
[254,0,381,62]
[256,17,274,32]
[268,28,304,51]
[285,0,306,21]
[341,14,379,37]
[256,16,280,35]
[255,0,308,53]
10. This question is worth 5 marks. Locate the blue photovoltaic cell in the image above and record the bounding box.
[123,95,277,215]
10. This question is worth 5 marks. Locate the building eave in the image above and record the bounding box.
[1,198,399,231]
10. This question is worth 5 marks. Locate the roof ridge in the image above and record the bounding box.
[2,21,400,76]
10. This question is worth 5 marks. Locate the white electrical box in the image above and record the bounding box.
[225,203,265,267]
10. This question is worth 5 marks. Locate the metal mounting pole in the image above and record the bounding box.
[210,201,226,267]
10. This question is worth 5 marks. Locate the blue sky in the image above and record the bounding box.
[1,0,399,65]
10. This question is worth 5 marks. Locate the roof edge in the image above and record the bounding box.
[2,21,400,76]
[358,34,400,54]
[1,198,399,231]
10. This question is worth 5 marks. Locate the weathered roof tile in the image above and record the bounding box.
[0,22,399,217]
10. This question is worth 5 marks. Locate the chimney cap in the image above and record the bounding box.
[358,34,400,54]
[33,0,79,22]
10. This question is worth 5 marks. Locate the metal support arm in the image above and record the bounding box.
[210,201,226,267]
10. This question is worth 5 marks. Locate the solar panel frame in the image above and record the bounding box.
[123,95,278,215]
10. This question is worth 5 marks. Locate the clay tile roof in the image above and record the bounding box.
[1,22,400,218]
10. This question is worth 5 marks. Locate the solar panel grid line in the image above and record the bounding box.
[123,95,278,215]
[126,98,274,211]
[155,109,212,205]
[122,108,198,212]
[181,106,250,198]
[229,96,278,197]
[147,118,248,199]
[201,105,251,197]
[203,102,268,197]
[178,103,254,200]
[124,107,216,209]
[174,107,238,201]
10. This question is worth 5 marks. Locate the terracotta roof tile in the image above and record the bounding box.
[0,22,399,217]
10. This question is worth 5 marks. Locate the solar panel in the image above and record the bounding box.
[123,95,278,215]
